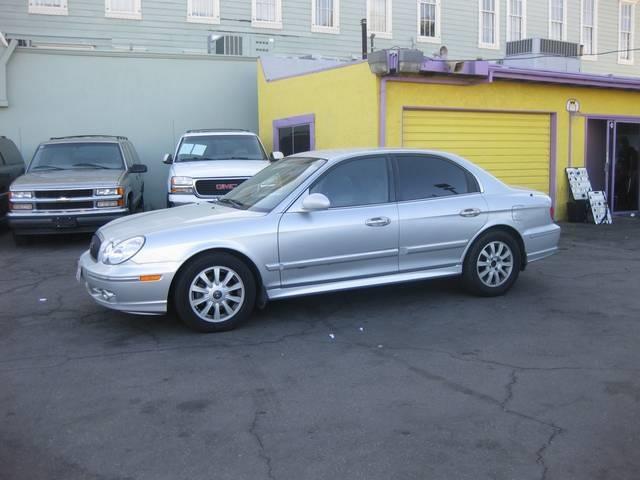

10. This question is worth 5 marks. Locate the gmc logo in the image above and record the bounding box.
[216,183,239,191]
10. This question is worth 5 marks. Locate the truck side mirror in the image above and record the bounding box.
[270,151,284,162]
[162,153,173,165]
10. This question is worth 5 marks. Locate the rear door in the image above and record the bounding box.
[393,153,488,271]
[277,155,399,287]
[0,139,25,218]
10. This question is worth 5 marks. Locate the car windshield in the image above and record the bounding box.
[219,157,325,212]
[176,135,267,162]
[29,143,124,171]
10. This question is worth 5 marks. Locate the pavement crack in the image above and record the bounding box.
[249,409,275,480]
[501,370,517,411]
[536,425,563,480]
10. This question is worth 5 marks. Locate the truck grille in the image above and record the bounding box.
[195,178,247,197]
[37,201,94,210]
[89,234,102,260]
[35,189,93,199]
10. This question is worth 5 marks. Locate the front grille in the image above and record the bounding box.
[35,189,93,199]
[195,178,247,197]
[89,234,101,260]
[36,201,94,210]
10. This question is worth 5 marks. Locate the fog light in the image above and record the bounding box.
[97,200,119,208]
[11,203,33,211]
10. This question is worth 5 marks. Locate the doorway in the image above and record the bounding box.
[586,119,640,215]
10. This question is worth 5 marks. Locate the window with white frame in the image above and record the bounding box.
[507,0,526,42]
[479,0,499,49]
[253,0,282,28]
[549,0,567,40]
[581,0,597,57]
[28,0,68,15]
[312,0,339,33]
[619,1,635,63]
[418,0,440,42]
[187,0,220,24]
[368,0,392,38]
[106,0,141,19]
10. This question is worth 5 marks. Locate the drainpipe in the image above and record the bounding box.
[0,39,18,107]
[379,77,388,147]
[568,112,574,167]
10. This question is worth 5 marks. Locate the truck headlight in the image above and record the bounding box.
[95,187,124,196]
[101,236,145,265]
[171,176,194,194]
[10,191,33,199]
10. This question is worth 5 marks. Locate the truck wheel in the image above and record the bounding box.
[173,252,256,332]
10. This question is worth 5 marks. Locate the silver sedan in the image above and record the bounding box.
[77,149,560,332]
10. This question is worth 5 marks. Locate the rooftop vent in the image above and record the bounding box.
[504,38,582,73]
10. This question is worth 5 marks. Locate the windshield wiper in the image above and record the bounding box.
[71,163,115,169]
[178,156,217,162]
[31,165,66,171]
[217,198,247,210]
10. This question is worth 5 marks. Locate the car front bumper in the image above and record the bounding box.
[77,251,180,315]
[8,208,129,234]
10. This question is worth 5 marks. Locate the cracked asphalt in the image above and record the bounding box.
[1,220,639,480]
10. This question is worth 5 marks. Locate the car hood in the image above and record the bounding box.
[11,169,124,190]
[170,160,270,179]
[98,202,264,240]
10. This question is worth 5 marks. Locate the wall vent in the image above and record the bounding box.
[208,35,244,56]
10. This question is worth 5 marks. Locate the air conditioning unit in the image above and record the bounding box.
[503,38,583,73]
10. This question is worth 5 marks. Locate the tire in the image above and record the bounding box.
[462,231,521,297]
[173,252,257,332]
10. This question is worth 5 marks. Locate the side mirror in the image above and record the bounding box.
[302,193,330,211]
[270,151,284,162]
[162,153,173,165]
[129,164,147,173]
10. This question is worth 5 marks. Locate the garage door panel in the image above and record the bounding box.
[402,109,551,193]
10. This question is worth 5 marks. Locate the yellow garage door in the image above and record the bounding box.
[402,109,551,194]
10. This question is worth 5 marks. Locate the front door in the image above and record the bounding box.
[277,155,399,288]
[393,154,488,271]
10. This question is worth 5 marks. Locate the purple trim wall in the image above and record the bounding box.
[272,114,316,152]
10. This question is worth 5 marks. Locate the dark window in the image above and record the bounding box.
[311,156,389,208]
[278,124,311,157]
[29,143,125,171]
[395,155,479,201]
[176,135,267,162]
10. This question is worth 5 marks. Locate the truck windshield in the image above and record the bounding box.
[29,143,124,171]
[219,157,325,212]
[176,135,267,162]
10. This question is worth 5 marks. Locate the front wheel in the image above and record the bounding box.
[173,253,256,332]
[462,231,521,297]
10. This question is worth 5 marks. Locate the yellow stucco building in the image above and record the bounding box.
[258,55,640,219]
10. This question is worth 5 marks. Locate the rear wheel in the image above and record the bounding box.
[173,253,256,332]
[463,231,521,297]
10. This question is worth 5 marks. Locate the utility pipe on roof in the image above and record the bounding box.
[0,38,18,108]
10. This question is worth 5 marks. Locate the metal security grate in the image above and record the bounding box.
[35,189,93,199]
[216,36,243,56]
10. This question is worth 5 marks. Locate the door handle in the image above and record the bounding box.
[459,208,481,218]
[365,216,391,227]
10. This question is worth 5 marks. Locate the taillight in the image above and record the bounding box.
[550,206,555,221]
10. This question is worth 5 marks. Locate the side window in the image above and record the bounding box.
[127,142,140,164]
[396,155,479,201]
[310,156,389,208]
[121,143,133,167]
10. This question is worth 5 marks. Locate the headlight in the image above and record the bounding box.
[95,187,124,196]
[171,176,194,194]
[101,236,145,265]
[10,191,33,199]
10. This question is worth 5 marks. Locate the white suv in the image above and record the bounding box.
[164,129,282,207]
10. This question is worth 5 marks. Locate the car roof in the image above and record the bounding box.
[290,148,464,163]
[182,130,257,138]
[44,135,126,145]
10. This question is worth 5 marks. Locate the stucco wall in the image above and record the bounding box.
[0,49,258,208]
[258,61,379,152]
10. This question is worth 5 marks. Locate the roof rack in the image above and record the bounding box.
[185,128,251,134]
[49,135,128,141]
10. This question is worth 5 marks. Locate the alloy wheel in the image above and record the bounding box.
[476,241,514,288]
[189,266,245,323]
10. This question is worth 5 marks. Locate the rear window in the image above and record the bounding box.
[29,143,124,171]
[176,135,267,162]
